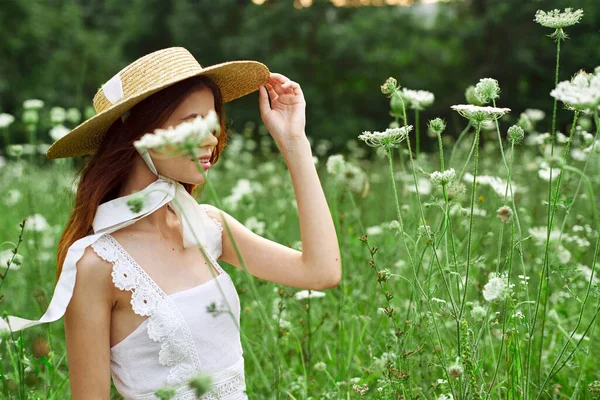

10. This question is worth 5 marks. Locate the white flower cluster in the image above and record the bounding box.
[483,272,511,302]
[294,289,326,301]
[462,173,516,199]
[550,67,600,113]
[358,126,412,149]
[23,99,44,110]
[450,104,511,124]
[430,168,456,187]
[474,78,500,103]
[133,109,220,152]
[401,88,435,110]
[325,154,368,194]
[0,113,15,128]
[534,8,584,29]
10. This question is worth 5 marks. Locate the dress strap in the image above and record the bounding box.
[198,204,225,271]
[90,234,203,386]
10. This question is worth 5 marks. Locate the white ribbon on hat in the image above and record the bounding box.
[0,146,213,332]
[102,72,130,123]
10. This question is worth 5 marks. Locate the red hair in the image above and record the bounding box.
[55,75,227,279]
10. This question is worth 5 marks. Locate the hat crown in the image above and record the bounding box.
[93,47,203,114]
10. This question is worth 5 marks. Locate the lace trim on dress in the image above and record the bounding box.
[133,357,247,400]
[200,204,224,235]
[90,234,203,386]
[199,204,224,259]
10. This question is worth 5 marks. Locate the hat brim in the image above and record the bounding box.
[46,60,270,160]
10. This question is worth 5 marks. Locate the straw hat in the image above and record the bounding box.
[46,47,270,159]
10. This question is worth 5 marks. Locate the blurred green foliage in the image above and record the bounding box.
[0,0,599,153]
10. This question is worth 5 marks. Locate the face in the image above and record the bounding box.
[149,86,220,185]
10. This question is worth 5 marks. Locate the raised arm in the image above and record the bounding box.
[64,245,113,399]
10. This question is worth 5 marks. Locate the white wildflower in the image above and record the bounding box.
[134,110,219,152]
[483,272,510,302]
[366,225,383,236]
[401,88,435,110]
[496,205,512,223]
[471,305,487,321]
[243,217,266,236]
[50,107,66,124]
[430,168,456,187]
[294,290,326,301]
[5,189,22,206]
[66,107,81,124]
[326,154,345,175]
[534,8,584,29]
[524,108,546,122]
[23,99,44,110]
[358,126,412,149]
[313,361,327,372]
[451,104,510,124]
[0,113,15,128]
[538,161,560,182]
[23,213,50,232]
[49,125,70,142]
[462,173,515,199]
[550,68,600,112]
[0,249,24,271]
[474,78,500,103]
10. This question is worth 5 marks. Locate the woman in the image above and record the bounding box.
[2,47,341,399]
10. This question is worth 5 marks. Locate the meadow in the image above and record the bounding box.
[1,6,600,400]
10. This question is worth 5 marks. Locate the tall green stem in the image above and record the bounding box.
[415,109,420,158]
[459,123,481,320]
[525,37,561,396]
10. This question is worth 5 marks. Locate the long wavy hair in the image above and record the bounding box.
[55,75,227,280]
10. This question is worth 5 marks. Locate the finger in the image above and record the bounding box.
[258,85,271,116]
[269,73,290,84]
[268,78,287,97]
[265,83,279,101]
[281,80,301,96]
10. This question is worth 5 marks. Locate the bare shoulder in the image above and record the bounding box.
[200,203,223,222]
[72,242,115,302]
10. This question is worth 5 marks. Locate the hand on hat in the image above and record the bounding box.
[258,73,307,152]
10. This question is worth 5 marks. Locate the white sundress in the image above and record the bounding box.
[89,205,247,400]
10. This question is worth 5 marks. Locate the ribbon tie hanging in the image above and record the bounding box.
[0,147,212,332]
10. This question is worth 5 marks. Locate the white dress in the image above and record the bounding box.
[89,204,247,400]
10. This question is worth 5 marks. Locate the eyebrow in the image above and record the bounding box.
[180,113,202,121]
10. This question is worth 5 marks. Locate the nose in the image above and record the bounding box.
[199,129,219,154]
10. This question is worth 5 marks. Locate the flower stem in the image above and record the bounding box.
[415,109,420,158]
[459,123,481,320]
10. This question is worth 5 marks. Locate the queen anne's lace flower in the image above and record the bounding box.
[550,68,600,113]
[430,168,456,187]
[451,105,511,124]
[134,110,220,153]
[401,88,435,110]
[474,78,500,104]
[358,126,412,149]
[482,272,510,302]
[23,99,44,110]
[294,290,326,301]
[524,108,545,122]
[534,8,583,29]
[0,113,15,128]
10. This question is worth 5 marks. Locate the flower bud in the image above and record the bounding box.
[428,117,446,136]
[507,125,525,143]
[380,77,398,95]
[474,78,501,103]
[465,86,484,106]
